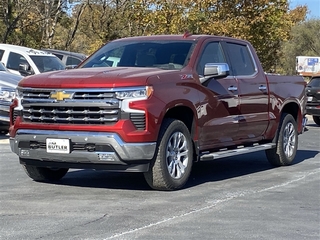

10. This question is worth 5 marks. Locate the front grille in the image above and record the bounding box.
[21,88,120,125]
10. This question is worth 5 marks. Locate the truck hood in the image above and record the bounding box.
[19,67,178,88]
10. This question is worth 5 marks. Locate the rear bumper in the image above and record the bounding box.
[10,129,156,172]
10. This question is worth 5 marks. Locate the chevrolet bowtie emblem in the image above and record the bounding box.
[50,91,72,101]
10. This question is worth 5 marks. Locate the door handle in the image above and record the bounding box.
[259,85,267,91]
[228,86,238,91]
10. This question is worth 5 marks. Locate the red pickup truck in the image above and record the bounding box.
[9,33,307,190]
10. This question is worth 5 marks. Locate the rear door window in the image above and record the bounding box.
[226,43,256,76]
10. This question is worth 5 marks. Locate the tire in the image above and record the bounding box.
[265,113,298,166]
[22,164,69,181]
[144,118,193,190]
[312,116,320,126]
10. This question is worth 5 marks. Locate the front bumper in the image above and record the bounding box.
[0,101,10,131]
[0,101,10,123]
[306,105,320,116]
[10,129,156,172]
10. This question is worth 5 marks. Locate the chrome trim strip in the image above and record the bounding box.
[200,143,276,161]
[17,86,147,93]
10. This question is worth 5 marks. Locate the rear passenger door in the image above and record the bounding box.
[225,42,269,141]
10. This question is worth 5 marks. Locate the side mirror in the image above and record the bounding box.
[65,65,77,70]
[19,62,33,76]
[204,63,230,79]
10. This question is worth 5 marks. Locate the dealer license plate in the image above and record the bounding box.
[307,96,313,102]
[46,138,70,153]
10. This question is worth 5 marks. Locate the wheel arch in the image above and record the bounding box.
[280,100,304,133]
[161,105,199,161]
[265,99,304,140]
[163,106,196,137]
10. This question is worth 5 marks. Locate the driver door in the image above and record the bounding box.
[197,41,240,150]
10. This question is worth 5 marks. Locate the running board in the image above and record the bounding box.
[200,143,276,161]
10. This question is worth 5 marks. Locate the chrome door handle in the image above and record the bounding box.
[259,85,267,91]
[228,86,238,91]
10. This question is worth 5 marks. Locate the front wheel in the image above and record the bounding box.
[144,119,193,190]
[265,114,298,166]
[312,116,320,126]
[22,164,69,182]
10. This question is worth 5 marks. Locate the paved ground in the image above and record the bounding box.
[0,117,319,240]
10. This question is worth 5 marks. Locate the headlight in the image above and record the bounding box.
[116,86,153,114]
[115,86,153,100]
[0,87,16,102]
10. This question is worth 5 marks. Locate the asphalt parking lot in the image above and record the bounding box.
[0,117,319,240]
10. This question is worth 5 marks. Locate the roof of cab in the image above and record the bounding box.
[0,43,54,56]
[42,49,87,60]
[110,33,248,45]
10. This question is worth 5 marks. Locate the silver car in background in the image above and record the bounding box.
[0,62,23,134]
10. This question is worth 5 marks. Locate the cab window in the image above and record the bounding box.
[197,42,226,76]
[7,52,29,71]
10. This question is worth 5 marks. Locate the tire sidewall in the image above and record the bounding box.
[277,114,298,165]
[157,120,193,189]
[312,116,320,126]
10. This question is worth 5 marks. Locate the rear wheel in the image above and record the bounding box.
[312,116,320,126]
[265,114,298,166]
[144,118,193,190]
[22,164,69,181]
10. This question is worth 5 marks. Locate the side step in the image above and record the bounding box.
[200,143,276,161]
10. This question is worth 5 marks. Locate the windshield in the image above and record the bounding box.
[308,77,320,87]
[30,56,66,73]
[81,40,194,70]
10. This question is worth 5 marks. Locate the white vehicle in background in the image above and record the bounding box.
[0,62,23,134]
[0,44,65,76]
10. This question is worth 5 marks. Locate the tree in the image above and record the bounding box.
[127,0,308,71]
[34,0,68,48]
[0,0,33,43]
[0,0,310,68]
[279,19,320,75]
[182,0,307,72]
